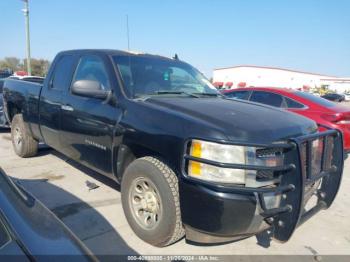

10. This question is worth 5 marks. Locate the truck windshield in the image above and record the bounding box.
[113,55,220,99]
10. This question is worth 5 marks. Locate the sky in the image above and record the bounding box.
[0,0,349,77]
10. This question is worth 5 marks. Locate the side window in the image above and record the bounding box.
[51,55,76,90]
[0,219,10,249]
[285,97,305,109]
[225,91,250,100]
[250,91,283,107]
[72,55,111,91]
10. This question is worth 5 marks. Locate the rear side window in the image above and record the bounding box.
[72,55,111,91]
[225,91,250,100]
[250,91,283,107]
[51,55,76,90]
[285,97,305,109]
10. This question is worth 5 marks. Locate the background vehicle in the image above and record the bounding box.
[0,79,9,127]
[0,168,96,260]
[223,87,350,153]
[343,92,350,101]
[321,93,345,102]
[310,91,321,97]
[3,50,344,247]
[0,70,12,79]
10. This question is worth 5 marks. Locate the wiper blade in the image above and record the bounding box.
[155,91,200,98]
[193,92,224,98]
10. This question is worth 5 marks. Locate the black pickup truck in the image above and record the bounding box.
[3,50,344,247]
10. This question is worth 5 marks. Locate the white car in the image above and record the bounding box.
[8,75,44,84]
[344,93,350,101]
[310,91,321,97]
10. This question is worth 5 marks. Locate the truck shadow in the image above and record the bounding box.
[10,173,137,260]
[255,230,273,248]
[37,147,120,191]
[0,127,10,133]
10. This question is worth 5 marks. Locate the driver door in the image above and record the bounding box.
[60,54,120,177]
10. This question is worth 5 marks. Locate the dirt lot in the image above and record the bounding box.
[0,124,350,259]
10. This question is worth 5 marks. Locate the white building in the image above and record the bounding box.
[213,65,350,93]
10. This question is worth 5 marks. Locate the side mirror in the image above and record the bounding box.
[71,80,110,100]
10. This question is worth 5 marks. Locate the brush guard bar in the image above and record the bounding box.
[183,128,344,242]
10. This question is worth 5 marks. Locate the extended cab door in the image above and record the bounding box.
[60,54,121,177]
[39,54,77,151]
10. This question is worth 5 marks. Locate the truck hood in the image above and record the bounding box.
[143,97,318,144]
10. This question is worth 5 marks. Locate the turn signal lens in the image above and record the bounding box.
[190,141,202,158]
[189,161,201,176]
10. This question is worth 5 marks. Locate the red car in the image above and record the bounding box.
[223,87,350,153]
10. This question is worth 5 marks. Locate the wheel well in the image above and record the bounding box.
[6,102,21,122]
[114,143,166,182]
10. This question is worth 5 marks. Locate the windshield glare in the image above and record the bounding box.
[113,55,219,99]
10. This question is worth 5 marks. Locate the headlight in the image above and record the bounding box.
[188,139,284,186]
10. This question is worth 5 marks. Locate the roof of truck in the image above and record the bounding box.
[58,49,174,61]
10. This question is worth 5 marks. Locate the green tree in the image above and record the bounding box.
[0,57,22,71]
[0,57,50,77]
[24,58,50,76]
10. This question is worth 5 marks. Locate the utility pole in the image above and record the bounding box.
[126,15,130,51]
[22,0,31,75]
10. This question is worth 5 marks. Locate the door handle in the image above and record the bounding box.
[61,105,74,112]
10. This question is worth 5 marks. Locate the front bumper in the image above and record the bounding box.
[180,129,344,244]
[180,179,270,243]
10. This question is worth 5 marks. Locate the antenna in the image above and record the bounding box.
[126,15,130,51]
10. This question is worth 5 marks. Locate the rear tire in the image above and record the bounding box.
[121,156,185,247]
[11,114,38,158]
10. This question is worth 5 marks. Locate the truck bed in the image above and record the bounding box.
[3,79,43,141]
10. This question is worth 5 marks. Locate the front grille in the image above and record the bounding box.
[323,136,334,171]
[311,139,323,178]
[300,137,334,179]
[300,143,308,178]
[256,148,283,158]
[256,170,274,181]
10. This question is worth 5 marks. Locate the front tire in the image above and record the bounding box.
[121,157,185,247]
[11,114,38,158]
